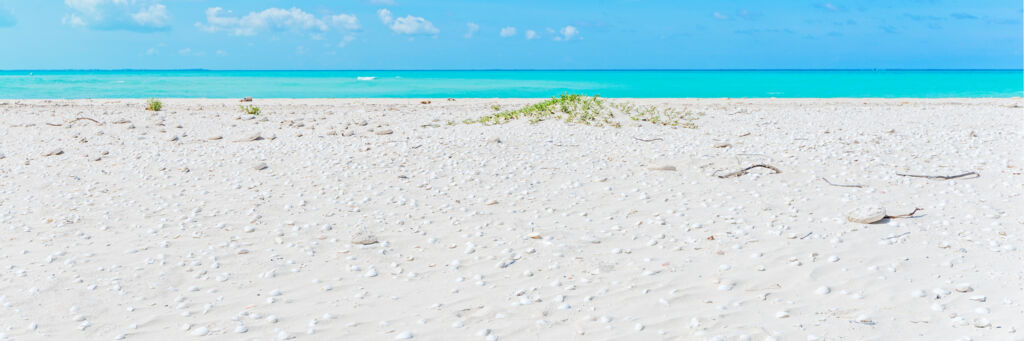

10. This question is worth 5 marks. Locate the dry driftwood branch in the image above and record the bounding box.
[880,231,913,238]
[717,164,781,178]
[884,208,923,219]
[821,177,863,188]
[633,137,663,142]
[69,117,102,125]
[45,117,103,127]
[896,171,978,180]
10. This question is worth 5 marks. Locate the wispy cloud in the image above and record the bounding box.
[178,47,205,56]
[950,12,978,20]
[816,3,840,12]
[464,22,479,38]
[378,9,438,35]
[377,9,392,24]
[713,12,729,20]
[553,25,578,41]
[525,30,538,40]
[197,7,359,37]
[63,0,170,31]
[500,26,516,37]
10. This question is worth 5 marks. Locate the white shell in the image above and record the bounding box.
[845,205,886,224]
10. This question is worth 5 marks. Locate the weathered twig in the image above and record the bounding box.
[800,232,813,239]
[821,177,863,188]
[896,172,978,180]
[884,208,923,219]
[45,117,103,127]
[881,232,911,240]
[633,137,663,142]
[69,117,102,125]
[716,164,781,178]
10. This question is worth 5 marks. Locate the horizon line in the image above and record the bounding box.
[2,68,1022,72]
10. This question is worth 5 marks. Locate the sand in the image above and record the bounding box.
[0,98,1021,340]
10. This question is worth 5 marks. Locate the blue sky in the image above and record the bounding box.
[0,0,1020,69]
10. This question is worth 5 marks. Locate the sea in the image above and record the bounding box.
[0,70,1020,98]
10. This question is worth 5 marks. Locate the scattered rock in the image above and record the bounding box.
[207,135,223,140]
[240,97,253,102]
[375,129,394,135]
[488,137,502,144]
[233,133,262,142]
[252,162,269,171]
[845,205,886,224]
[168,135,179,142]
[649,165,676,171]
[713,142,731,148]
[42,148,64,157]
[352,230,379,245]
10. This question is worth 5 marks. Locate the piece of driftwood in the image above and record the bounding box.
[896,171,978,180]
[884,208,923,219]
[46,117,103,127]
[716,164,781,178]
[881,232,911,240]
[69,117,102,125]
[633,137,663,142]
[821,177,863,188]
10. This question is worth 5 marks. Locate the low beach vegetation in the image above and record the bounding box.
[239,104,262,115]
[468,93,700,128]
[145,98,163,111]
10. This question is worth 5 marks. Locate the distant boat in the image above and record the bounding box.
[357,76,376,81]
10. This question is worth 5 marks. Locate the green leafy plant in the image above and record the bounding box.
[239,104,261,116]
[146,98,163,111]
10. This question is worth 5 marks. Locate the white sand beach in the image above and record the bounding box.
[0,98,1022,340]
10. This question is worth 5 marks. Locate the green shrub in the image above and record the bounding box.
[239,104,261,115]
[146,98,163,111]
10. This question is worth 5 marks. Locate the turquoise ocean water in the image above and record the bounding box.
[0,70,1020,98]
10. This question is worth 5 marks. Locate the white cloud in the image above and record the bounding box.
[63,0,169,31]
[464,22,479,38]
[145,47,158,55]
[553,25,578,41]
[377,9,392,24]
[338,34,356,47]
[62,13,86,28]
[216,50,228,56]
[713,12,729,20]
[378,9,437,35]
[525,29,537,40]
[390,15,439,35]
[131,4,168,27]
[198,7,359,37]
[331,14,360,30]
[500,26,516,37]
